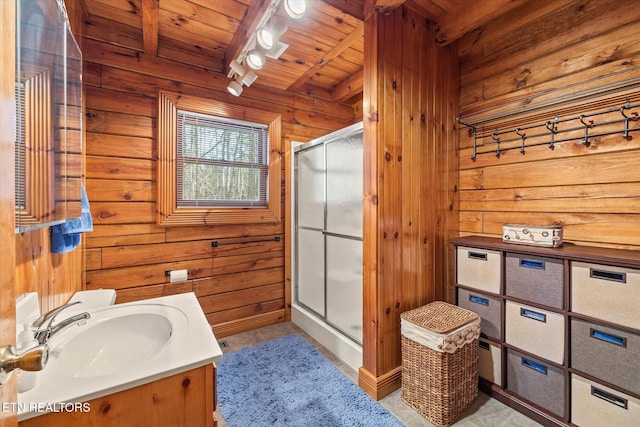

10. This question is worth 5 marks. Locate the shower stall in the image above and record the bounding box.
[291,122,363,371]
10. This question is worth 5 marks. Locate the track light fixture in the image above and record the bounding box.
[257,27,275,50]
[284,0,306,19]
[246,49,266,70]
[226,0,306,97]
[241,70,258,86]
[227,79,243,97]
[257,21,288,51]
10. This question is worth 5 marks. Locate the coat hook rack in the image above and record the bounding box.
[459,99,640,160]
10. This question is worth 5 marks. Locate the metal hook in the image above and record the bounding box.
[620,100,637,139]
[470,124,478,161]
[492,128,501,158]
[458,119,478,161]
[515,128,526,154]
[579,115,591,145]
[545,118,557,150]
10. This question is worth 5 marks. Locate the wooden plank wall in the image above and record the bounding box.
[80,15,356,337]
[1,0,18,422]
[456,0,640,299]
[360,5,459,399]
[14,0,86,314]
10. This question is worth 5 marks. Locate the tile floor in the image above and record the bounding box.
[215,322,542,427]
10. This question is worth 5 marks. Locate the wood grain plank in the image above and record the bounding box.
[461,150,640,190]
[460,182,640,214]
[86,133,155,160]
[320,0,365,21]
[333,68,364,102]
[115,282,194,303]
[86,258,212,289]
[101,240,213,268]
[165,223,281,242]
[141,0,159,55]
[86,179,155,202]
[86,156,154,181]
[206,300,285,325]
[436,0,528,46]
[198,283,284,313]
[86,86,155,116]
[0,3,17,418]
[85,14,143,51]
[477,212,640,247]
[193,266,284,297]
[93,60,355,120]
[19,366,213,427]
[86,109,154,138]
[290,23,364,90]
[90,201,156,225]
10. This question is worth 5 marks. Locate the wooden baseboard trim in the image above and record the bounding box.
[212,309,285,338]
[358,365,402,400]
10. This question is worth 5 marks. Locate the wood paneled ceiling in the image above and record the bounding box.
[79,0,524,102]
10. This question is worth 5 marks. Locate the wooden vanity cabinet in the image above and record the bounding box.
[19,364,216,427]
[451,236,640,427]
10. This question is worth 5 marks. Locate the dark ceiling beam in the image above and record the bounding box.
[404,0,445,21]
[364,0,406,18]
[223,0,269,74]
[319,0,365,21]
[435,0,528,46]
[333,68,363,103]
[289,22,364,91]
[141,0,159,56]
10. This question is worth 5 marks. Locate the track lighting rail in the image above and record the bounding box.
[226,0,306,97]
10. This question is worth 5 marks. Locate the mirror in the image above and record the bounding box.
[15,0,82,233]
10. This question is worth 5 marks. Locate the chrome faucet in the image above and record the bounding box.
[31,301,82,329]
[31,301,90,345]
[34,313,90,345]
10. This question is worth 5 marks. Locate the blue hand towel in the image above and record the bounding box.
[51,185,93,254]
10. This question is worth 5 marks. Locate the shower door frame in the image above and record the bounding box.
[293,121,363,346]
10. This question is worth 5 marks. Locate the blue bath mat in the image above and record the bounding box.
[216,334,404,427]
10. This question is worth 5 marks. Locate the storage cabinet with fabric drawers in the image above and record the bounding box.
[504,300,565,364]
[506,348,566,418]
[505,252,564,309]
[456,246,501,294]
[457,287,501,340]
[571,261,640,330]
[452,235,640,427]
[571,374,640,427]
[570,318,640,396]
[478,338,502,386]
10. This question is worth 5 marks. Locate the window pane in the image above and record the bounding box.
[182,123,261,164]
[182,163,264,202]
[176,110,269,208]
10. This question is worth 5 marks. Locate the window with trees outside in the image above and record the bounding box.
[157,92,282,226]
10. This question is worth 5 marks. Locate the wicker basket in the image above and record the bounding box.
[401,301,480,427]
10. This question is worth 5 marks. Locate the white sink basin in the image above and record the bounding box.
[51,305,186,378]
[18,293,221,422]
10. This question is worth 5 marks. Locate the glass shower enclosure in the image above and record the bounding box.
[294,122,363,348]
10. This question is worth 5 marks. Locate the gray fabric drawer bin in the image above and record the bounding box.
[457,288,501,340]
[505,253,564,309]
[506,348,565,418]
[571,317,640,395]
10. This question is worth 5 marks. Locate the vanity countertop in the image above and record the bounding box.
[17,292,223,421]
